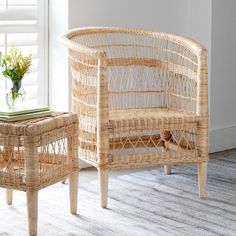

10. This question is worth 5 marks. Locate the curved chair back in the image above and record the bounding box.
[61,27,208,116]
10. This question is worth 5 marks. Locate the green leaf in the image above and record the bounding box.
[0,47,32,81]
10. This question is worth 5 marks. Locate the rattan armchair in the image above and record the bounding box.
[61,27,208,208]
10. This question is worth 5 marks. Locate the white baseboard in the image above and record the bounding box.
[210,125,236,153]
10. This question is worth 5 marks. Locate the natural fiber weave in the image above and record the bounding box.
[61,27,208,168]
[0,112,79,192]
[61,27,208,205]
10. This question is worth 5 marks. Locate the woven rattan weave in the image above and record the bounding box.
[0,113,79,236]
[61,27,208,208]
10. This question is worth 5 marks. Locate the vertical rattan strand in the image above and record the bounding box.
[162,130,172,174]
[25,136,39,236]
[197,49,208,118]
[196,49,208,198]
[68,125,79,214]
[97,53,110,208]
[4,146,14,205]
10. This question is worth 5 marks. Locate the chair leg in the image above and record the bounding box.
[197,161,208,198]
[98,168,109,208]
[6,189,13,205]
[26,191,38,236]
[69,171,78,214]
[164,165,172,174]
[162,131,172,175]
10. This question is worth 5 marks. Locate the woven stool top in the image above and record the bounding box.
[0,112,78,136]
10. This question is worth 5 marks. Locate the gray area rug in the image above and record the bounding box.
[0,154,235,236]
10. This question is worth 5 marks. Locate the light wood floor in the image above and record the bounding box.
[0,148,235,236]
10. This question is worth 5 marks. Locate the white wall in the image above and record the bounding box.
[69,0,211,46]
[49,0,69,111]
[69,0,184,32]
[210,0,236,152]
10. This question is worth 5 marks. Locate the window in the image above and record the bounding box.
[0,0,48,105]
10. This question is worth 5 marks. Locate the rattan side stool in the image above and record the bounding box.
[0,112,79,236]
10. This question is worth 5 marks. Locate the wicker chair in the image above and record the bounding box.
[61,27,208,208]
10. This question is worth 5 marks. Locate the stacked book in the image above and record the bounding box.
[0,105,51,122]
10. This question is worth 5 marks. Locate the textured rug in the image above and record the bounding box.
[0,154,236,236]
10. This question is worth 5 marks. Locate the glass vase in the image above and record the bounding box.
[6,79,27,109]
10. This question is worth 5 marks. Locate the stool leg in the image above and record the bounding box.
[69,171,78,214]
[6,189,13,205]
[198,161,208,198]
[98,168,109,208]
[27,191,38,236]
[164,165,172,174]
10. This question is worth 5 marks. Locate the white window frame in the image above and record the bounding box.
[0,0,49,106]
[38,0,49,105]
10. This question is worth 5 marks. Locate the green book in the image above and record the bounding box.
[0,110,52,122]
[0,105,50,116]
